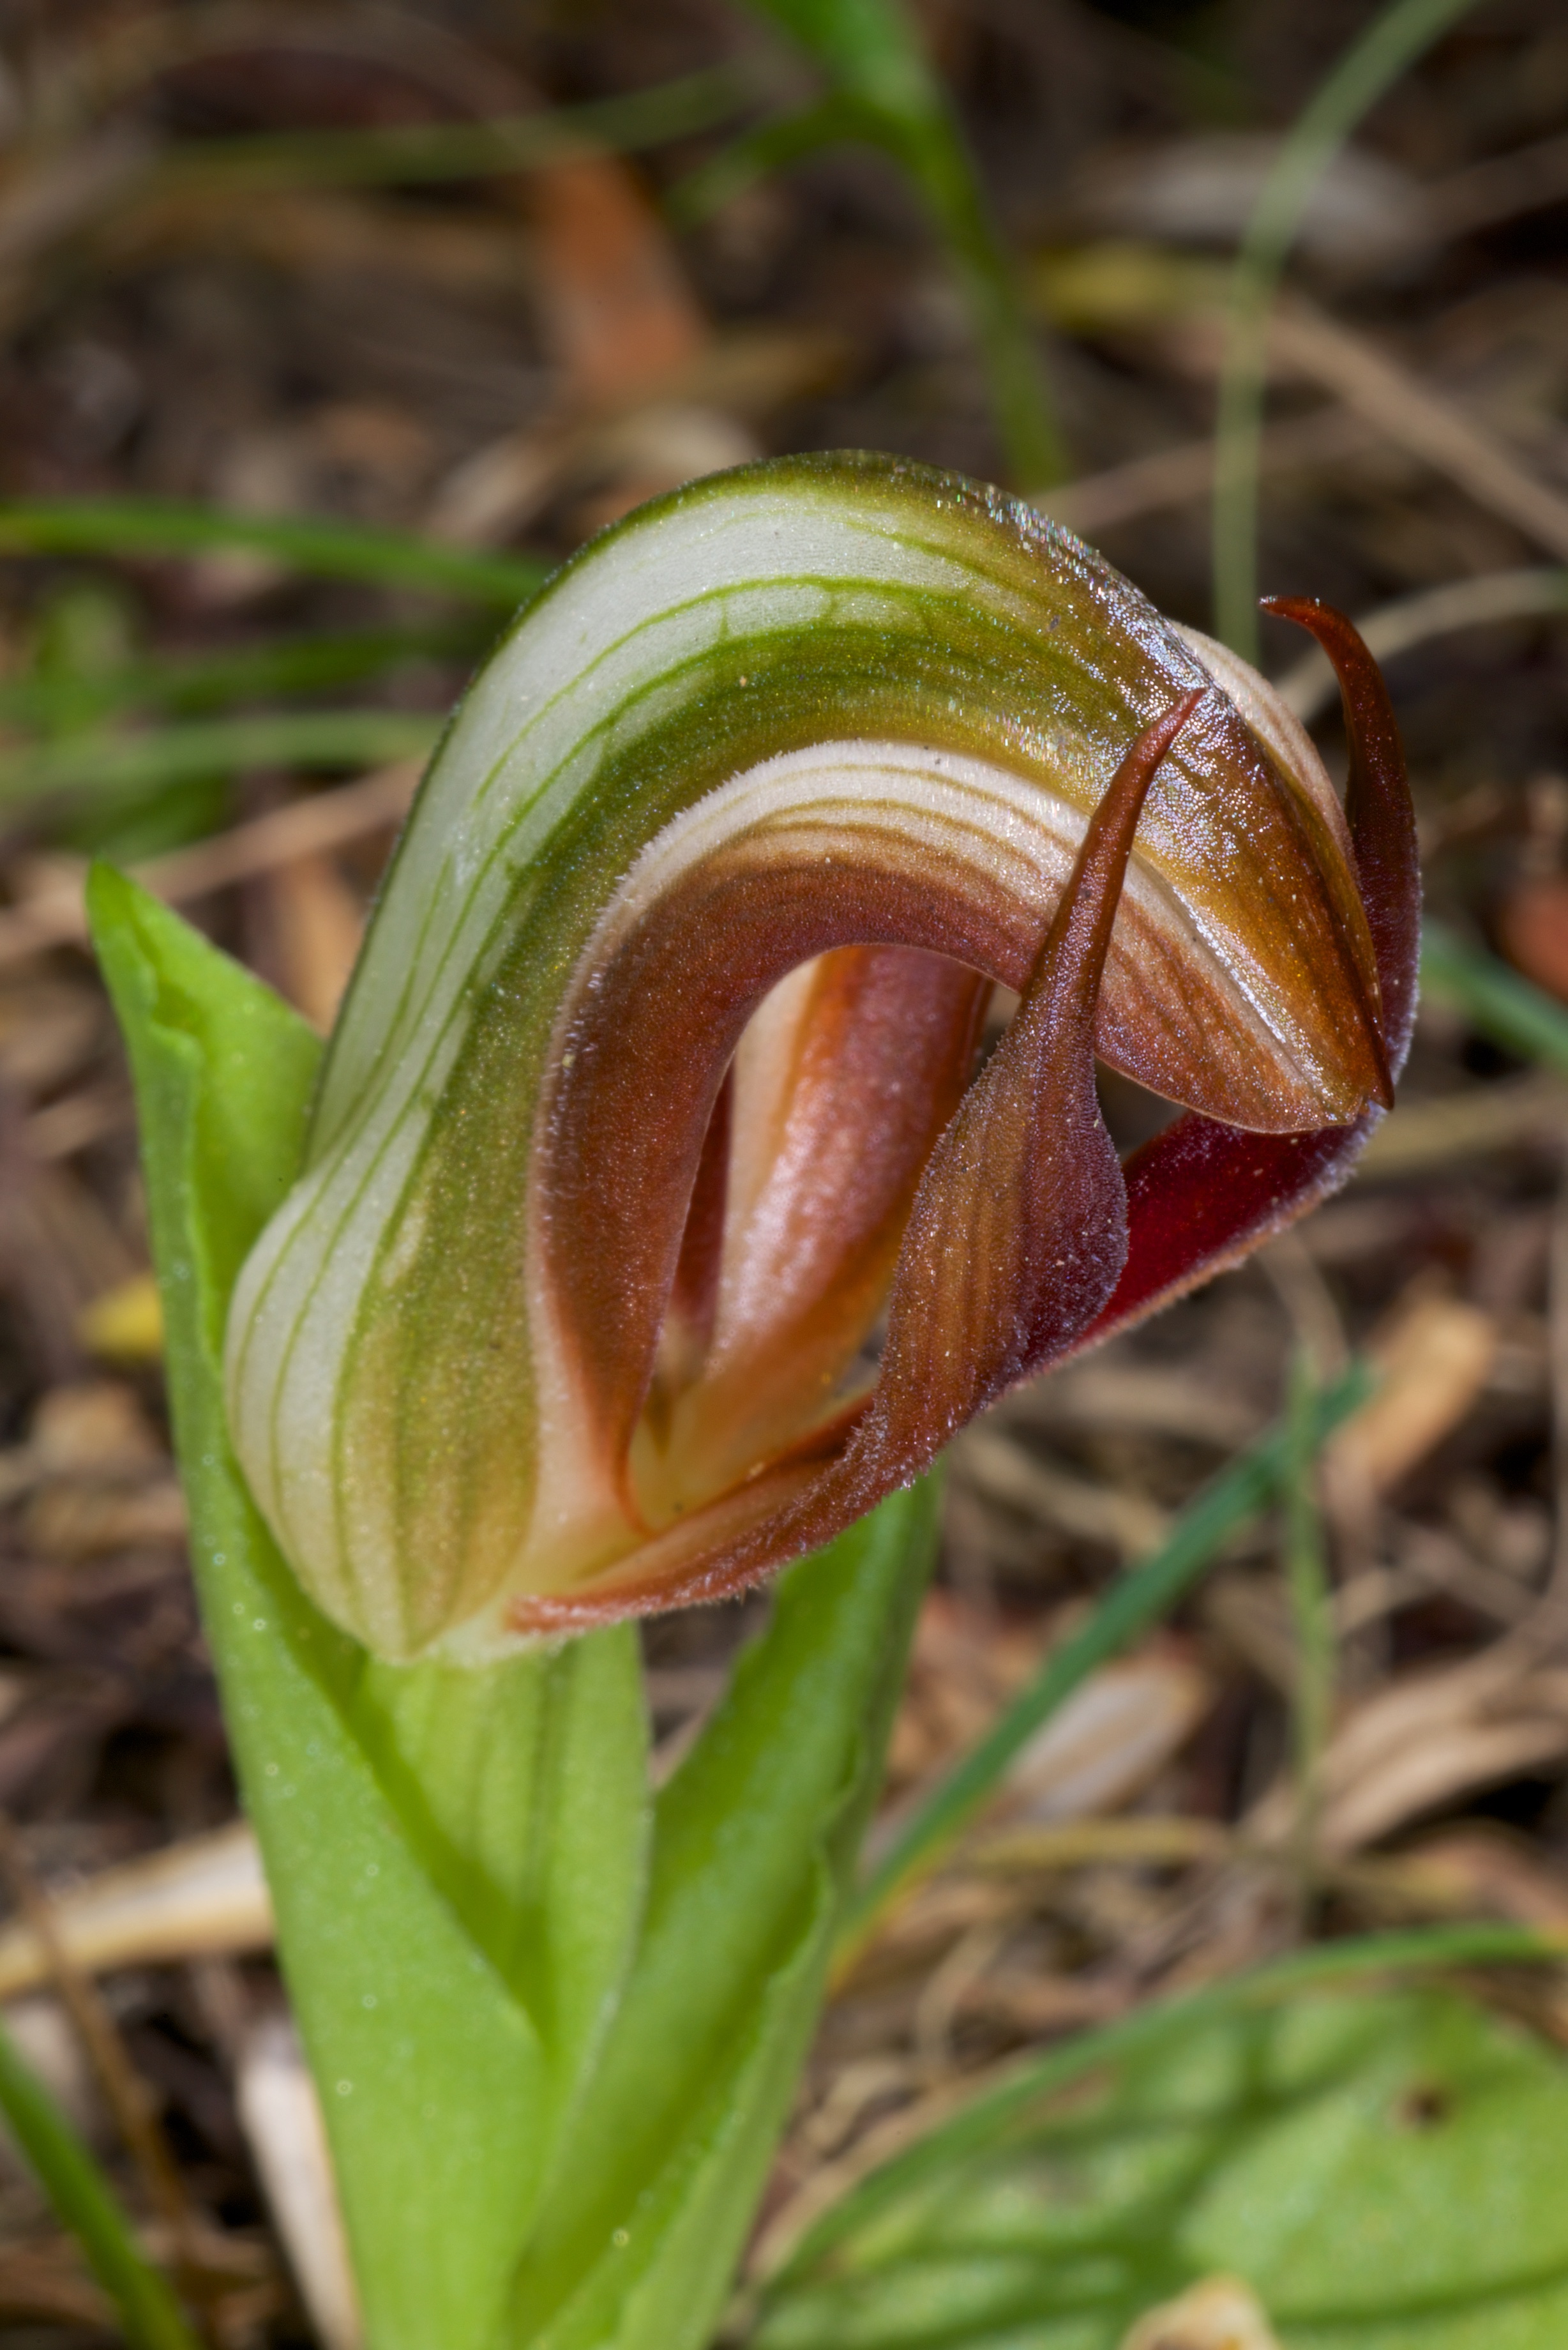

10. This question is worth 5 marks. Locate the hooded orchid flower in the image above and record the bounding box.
[224,453,1417,1662]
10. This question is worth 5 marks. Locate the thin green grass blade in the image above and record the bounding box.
[1211,0,1485,662]
[0,499,546,605]
[0,2010,199,2350]
[728,0,1065,489]
[834,1362,1371,1969]
[0,710,441,812]
[0,619,487,732]
[159,68,753,192]
[1421,917,1568,1080]
[765,1918,1563,2291]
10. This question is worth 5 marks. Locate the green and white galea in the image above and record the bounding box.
[224,450,1414,1664]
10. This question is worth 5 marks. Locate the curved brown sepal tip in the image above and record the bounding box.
[1260,596,1421,1084]
[1077,602,1419,1355]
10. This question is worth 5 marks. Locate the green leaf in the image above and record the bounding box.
[755,1985,1568,2349]
[509,1478,941,2350]
[350,1645,649,2126]
[88,869,649,2350]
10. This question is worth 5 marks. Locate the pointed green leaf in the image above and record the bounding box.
[89,869,648,2350]
[94,862,947,2350]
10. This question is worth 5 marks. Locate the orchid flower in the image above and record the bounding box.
[224,453,1416,1660]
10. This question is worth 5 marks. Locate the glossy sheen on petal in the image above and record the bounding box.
[223,454,1390,1660]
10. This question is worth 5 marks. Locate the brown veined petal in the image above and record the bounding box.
[1069,601,1421,1354]
[637,945,988,1520]
[510,694,1202,1634]
[532,723,1389,1554]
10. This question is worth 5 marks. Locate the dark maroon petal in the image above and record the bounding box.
[1071,1113,1373,1353]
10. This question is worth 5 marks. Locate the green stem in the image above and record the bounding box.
[1212,0,1486,662]
[834,1361,1371,1969]
[0,2012,200,2350]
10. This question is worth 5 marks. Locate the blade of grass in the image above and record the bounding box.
[833,1361,1372,1973]
[1422,918,1568,1080]
[0,619,488,732]
[0,2009,200,2350]
[669,94,869,223]
[718,0,1065,490]
[1283,1349,1334,1891]
[157,66,754,192]
[765,1917,1563,2287]
[1212,0,1485,662]
[0,501,547,606]
[0,710,441,812]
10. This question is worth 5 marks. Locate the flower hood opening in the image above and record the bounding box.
[223,455,1416,1661]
